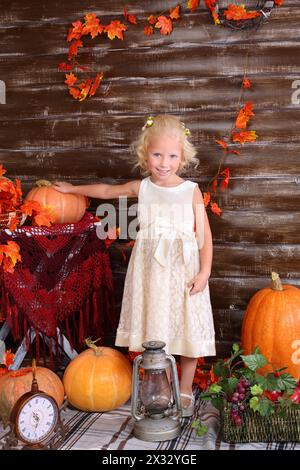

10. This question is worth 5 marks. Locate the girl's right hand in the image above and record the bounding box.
[53,181,75,194]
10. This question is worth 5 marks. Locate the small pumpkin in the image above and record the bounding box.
[0,366,65,423]
[63,339,132,412]
[25,179,87,224]
[241,272,300,379]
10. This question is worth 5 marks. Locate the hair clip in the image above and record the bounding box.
[142,116,154,131]
[182,122,191,137]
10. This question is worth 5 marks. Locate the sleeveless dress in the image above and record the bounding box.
[115,176,216,358]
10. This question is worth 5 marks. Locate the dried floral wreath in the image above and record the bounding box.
[206,0,283,29]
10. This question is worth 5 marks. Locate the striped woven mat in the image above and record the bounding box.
[1,389,299,450]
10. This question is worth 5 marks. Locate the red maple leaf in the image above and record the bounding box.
[88,73,104,97]
[3,350,15,368]
[105,20,127,40]
[64,72,77,86]
[187,0,200,12]
[67,20,83,42]
[155,16,173,35]
[0,165,7,177]
[203,192,211,208]
[58,62,74,72]
[212,178,218,193]
[68,86,81,99]
[231,149,241,156]
[216,139,228,150]
[220,167,230,191]
[68,39,83,61]
[275,0,284,5]
[144,25,154,36]
[243,76,251,89]
[124,7,137,25]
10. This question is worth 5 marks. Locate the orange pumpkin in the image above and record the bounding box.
[0,366,65,423]
[241,272,300,379]
[63,339,132,412]
[25,180,87,224]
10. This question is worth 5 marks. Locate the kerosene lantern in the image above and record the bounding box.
[131,341,182,441]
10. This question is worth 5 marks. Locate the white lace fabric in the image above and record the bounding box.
[115,177,216,358]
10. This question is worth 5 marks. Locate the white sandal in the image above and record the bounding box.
[180,393,195,418]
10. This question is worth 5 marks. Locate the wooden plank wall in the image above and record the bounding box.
[1,0,299,357]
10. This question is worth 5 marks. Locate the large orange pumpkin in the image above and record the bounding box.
[241,272,300,379]
[63,339,132,412]
[0,366,65,423]
[25,180,87,224]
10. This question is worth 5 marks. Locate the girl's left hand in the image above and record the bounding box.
[187,272,209,296]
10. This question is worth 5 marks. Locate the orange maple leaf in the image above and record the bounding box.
[64,73,77,86]
[0,165,6,177]
[216,139,228,150]
[210,201,222,216]
[243,76,251,89]
[20,199,42,216]
[82,13,104,39]
[169,5,181,20]
[203,192,211,208]
[105,20,127,40]
[0,241,21,272]
[232,130,258,144]
[68,39,83,61]
[88,73,104,97]
[155,16,173,35]
[144,25,154,36]
[275,0,284,5]
[78,79,93,101]
[124,7,137,25]
[33,206,56,227]
[235,102,254,129]
[8,215,19,232]
[187,0,200,12]
[224,5,261,21]
[3,350,15,368]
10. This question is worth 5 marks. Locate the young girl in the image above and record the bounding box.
[54,114,216,417]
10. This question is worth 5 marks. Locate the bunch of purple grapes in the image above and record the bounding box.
[230,378,250,426]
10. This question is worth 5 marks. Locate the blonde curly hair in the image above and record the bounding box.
[131,114,199,176]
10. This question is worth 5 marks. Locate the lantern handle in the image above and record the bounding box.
[166,354,182,419]
[131,355,144,421]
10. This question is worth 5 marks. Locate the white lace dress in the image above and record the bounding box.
[115,176,215,358]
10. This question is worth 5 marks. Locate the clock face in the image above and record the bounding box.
[16,394,58,444]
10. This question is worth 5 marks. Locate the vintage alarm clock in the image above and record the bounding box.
[1,360,66,450]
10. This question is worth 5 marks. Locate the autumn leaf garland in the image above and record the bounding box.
[205,75,258,216]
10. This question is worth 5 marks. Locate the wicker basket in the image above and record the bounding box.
[221,404,300,443]
[0,211,26,229]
